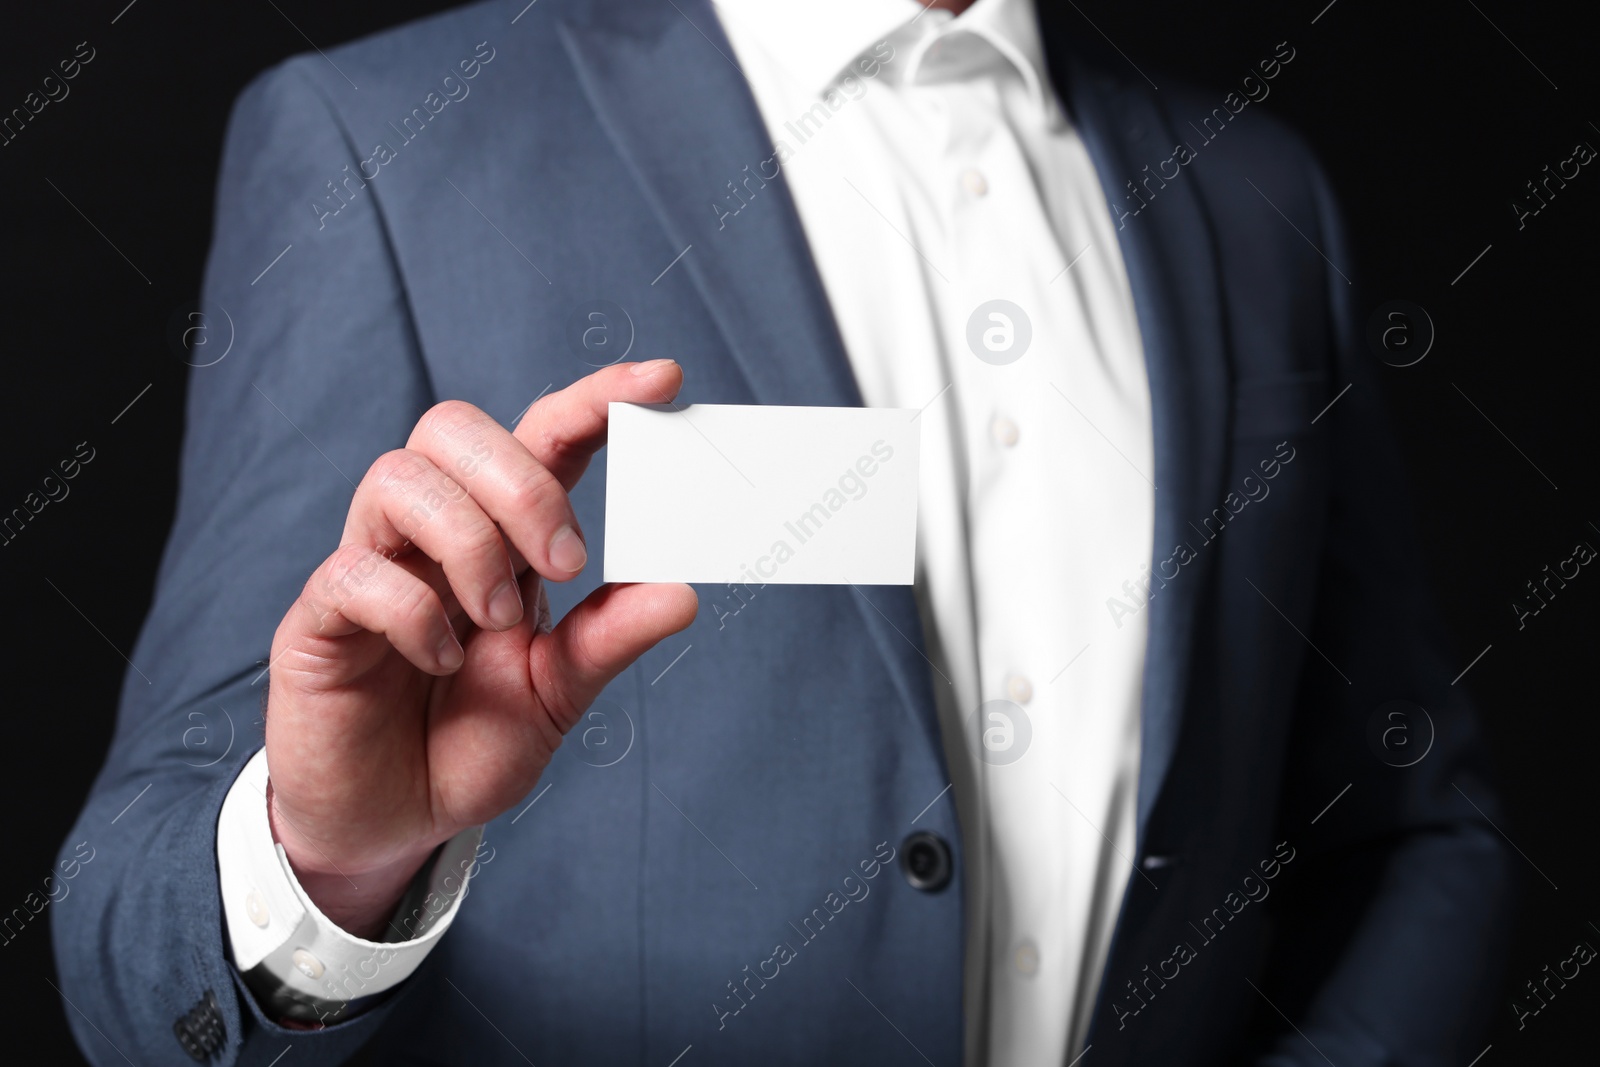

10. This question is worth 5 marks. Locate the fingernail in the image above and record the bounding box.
[437,631,464,671]
[630,358,676,376]
[488,580,523,628]
[548,524,588,574]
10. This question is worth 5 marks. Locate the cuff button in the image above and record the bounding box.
[172,989,225,1061]
[291,948,325,980]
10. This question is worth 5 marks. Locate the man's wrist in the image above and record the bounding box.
[265,782,439,940]
[217,749,486,1025]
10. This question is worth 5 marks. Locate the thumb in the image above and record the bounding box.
[529,582,698,731]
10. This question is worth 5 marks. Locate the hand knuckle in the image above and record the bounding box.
[456,518,507,563]
[417,400,479,443]
[368,449,427,496]
[505,466,557,514]
[303,548,365,623]
[326,543,374,583]
[389,577,436,623]
[535,424,577,467]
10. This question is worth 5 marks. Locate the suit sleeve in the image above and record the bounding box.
[1249,155,1517,1066]
[51,57,434,1066]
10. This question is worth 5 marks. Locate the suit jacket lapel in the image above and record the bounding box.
[560,0,947,767]
[1052,53,1233,841]
[557,0,860,408]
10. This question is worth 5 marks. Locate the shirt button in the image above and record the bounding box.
[291,949,324,980]
[1014,938,1040,976]
[244,890,270,928]
[990,415,1019,448]
[961,168,989,197]
[1005,674,1033,704]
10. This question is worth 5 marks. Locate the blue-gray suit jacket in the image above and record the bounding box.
[54,1,1513,1064]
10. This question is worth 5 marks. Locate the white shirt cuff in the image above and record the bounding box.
[217,747,483,1019]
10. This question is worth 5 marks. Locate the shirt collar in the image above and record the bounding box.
[939,0,1051,111]
[713,0,1050,111]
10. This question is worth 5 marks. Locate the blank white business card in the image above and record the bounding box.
[604,403,919,585]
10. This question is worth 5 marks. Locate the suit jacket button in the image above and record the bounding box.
[173,989,225,1061]
[900,831,952,892]
[174,1020,202,1061]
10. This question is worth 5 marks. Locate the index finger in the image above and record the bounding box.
[513,359,684,491]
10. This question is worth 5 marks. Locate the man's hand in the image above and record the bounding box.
[262,360,697,939]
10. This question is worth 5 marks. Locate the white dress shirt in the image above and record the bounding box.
[710,0,1153,1061]
[217,0,1153,1061]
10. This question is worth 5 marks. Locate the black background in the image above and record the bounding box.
[2,0,1594,1061]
